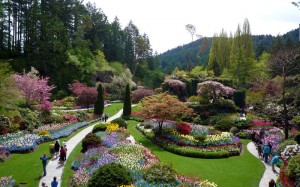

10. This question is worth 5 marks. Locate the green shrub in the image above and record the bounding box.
[81,133,102,153]
[122,83,132,118]
[214,119,234,132]
[94,84,104,115]
[87,162,133,187]
[276,140,297,153]
[75,111,89,122]
[92,124,107,133]
[229,126,239,135]
[143,162,177,185]
[111,118,127,129]
[294,132,300,144]
[285,154,300,181]
[292,116,300,129]
[194,135,206,142]
[235,131,250,139]
[215,98,238,111]
[234,118,252,129]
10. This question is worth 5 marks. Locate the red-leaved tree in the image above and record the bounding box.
[13,68,55,110]
[68,80,97,108]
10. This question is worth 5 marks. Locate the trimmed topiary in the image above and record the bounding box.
[92,123,107,133]
[122,83,131,118]
[142,162,177,185]
[87,162,133,187]
[81,133,102,153]
[176,122,191,135]
[233,89,246,109]
[111,118,127,129]
[94,84,104,115]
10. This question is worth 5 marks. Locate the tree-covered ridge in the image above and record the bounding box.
[158,27,299,73]
[0,0,162,97]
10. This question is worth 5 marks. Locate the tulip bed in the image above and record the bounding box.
[137,122,241,158]
[0,120,97,152]
[70,128,217,187]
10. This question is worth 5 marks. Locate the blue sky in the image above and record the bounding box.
[86,0,300,53]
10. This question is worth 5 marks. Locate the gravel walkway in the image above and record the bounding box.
[247,141,279,187]
[39,109,123,187]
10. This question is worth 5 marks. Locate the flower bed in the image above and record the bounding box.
[0,119,97,152]
[0,131,44,152]
[0,176,16,187]
[137,123,240,158]
[71,127,218,186]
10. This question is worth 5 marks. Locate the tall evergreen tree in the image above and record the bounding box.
[94,84,104,115]
[122,83,131,118]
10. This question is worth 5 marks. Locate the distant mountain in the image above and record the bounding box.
[158,28,299,73]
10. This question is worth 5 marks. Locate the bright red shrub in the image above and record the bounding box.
[176,122,191,135]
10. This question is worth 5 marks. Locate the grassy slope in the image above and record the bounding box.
[127,120,264,187]
[0,103,123,187]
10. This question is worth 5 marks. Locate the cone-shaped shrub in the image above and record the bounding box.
[94,84,104,115]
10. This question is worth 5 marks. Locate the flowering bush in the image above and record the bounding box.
[62,114,78,123]
[281,144,300,161]
[71,168,90,186]
[38,130,50,136]
[176,122,191,135]
[106,123,119,134]
[131,88,154,103]
[199,180,218,187]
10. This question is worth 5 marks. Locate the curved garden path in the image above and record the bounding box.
[39,109,123,187]
[247,142,279,187]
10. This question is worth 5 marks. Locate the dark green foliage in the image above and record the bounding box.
[294,132,300,144]
[276,140,297,153]
[234,119,252,129]
[81,133,102,153]
[123,84,131,118]
[235,131,251,139]
[143,162,177,185]
[94,84,104,115]
[87,162,133,187]
[229,126,239,135]
[285,154,300,181]
[111,118,127,129]
[194,135,206,142]
[92,124,107,133]
[233,90,246,109]
[292,116,300,129]
[214,119,234,132]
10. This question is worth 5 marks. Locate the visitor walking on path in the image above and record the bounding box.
[263,143,271,163]
[271,153,282,173]
[38,108,125,187]
[51,177,58,187]
[247,141,279,187]
[54,140,60,158]
[40,154,48,177]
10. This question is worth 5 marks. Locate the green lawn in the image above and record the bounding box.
[0,102,123,187]
[126,120,265,187]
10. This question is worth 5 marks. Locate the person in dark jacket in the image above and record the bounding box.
[40,154,48,176]
[54,140,60,158]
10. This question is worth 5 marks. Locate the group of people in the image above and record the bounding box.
[49,140,67,164]
[99,113,109,122]
[40,140,67,186]
[251,130,282,173]
[41,177,58,187]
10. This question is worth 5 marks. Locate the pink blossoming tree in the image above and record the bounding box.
[13,67,55,110]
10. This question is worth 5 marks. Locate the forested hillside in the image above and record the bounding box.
[0,0,163,98]
[158,28,299,73]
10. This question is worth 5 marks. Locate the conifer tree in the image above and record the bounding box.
[94,84,104,115]
[122,83,131,118]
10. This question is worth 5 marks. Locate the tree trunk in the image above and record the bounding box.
[282,67,289,139]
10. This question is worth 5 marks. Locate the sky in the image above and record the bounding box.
[84,0,300,54]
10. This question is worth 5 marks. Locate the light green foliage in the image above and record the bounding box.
[248,52,270,83]
[142,162,177,185]
[109,61,125,75]
[189,65,208,78]
[0,63,21,116]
